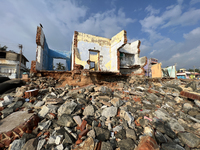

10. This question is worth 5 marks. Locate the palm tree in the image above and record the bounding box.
[0,45,8,51]
[56,62,66,70]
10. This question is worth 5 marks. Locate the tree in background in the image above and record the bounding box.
[56,62,65,70]
[0,45,8,51]
[187,68,200,73]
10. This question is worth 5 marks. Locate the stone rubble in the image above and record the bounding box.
[0,76,200,150]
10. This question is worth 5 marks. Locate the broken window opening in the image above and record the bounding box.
[0,52,6,58]
[90,61,95,69]
[90,51,98,55]
[53,58,67,71]
[120,52,135,68]
[89,50,99,71]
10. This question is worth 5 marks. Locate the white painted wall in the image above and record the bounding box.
[0,60,28,78]
[110,36,124,72]
[76,41,110,71]
[119,40,141,66]
[71,36,75,70]
[36,46,43,70]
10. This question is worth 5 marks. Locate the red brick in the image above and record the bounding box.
[37,132,43,137]
[3,139,11,148]
[5,131,13,138]
[0,142,4,149]
[117,108,120,117]
[0,107,4,111]
[44,131,50,137]
[12,132,20,140]
[78,129,89,139]
[135,120,141,127]
[136,136,159,150]
[21,126,27,132]
[97,122,101,127]
[180,91,200,100]
[80,120,87,131]
[96,141,102,150]
[75,139,83,145]
[0,133,3,141]
[48,113,56,119]
[24,89,39,98]
[133,96,141,102]
[148,89,159,94]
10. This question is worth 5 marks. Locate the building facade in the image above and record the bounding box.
[0,50,29,78]
[33,26,147,75]
[71,30,147,74]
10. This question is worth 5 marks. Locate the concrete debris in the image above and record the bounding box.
[0,75,200,150]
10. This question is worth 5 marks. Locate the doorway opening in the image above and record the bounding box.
[89,50,99,71]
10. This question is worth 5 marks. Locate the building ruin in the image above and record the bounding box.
[31,26,147,76]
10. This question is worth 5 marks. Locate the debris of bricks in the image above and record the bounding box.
[0,74,200,150]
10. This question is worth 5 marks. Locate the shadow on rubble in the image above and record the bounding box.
[0,79,26,95]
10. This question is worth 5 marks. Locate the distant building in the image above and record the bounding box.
[176,71,191,79]
[144,58,158,77]
[179,68,186,73]
[0,50,29,78]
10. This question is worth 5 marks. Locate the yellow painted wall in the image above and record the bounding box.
[90,53,99,70]
[151,63,162,78]
[111,30,125,46]
[77,32,111,47]
[75,30,126,71]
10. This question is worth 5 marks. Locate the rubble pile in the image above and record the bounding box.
[0,75,200,150]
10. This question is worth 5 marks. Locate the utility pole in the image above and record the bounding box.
[147,58,149,78]
[18,44,23,78]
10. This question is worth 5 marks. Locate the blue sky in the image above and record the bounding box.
[0,0,200,69]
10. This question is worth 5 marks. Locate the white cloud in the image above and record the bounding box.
[177,0,184,5]
[163,45,200,69]
[183,27,200,39]
[75,8,135,38]
[150,50,157,55]
[139,1,200,69]
[145,5,160,15]
[140,27,200,69]
[140,15,163,30]
[0,0,135,67]
[190,0,200,5]
[140,1,200,41]
[162,8,200,28]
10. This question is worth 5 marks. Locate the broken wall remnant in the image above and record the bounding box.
[35,26,71,71]
[151,63,177,78]
[162,65,176,78]
[119,40,147,75]
[151,63,162,78]
[71,30,147,74]
[144,58,158,77]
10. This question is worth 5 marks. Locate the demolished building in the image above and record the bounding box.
[2,26,200,150]
[32,26,147,76]
[71,30,147,75]
[34,26,71,71]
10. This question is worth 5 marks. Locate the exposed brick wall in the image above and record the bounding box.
[0,114,40,149]
[124,30,127,44]
[24,89,39,98]
[36,27,41,46]
[30,61,37,73]
[73,31,78,70]
[180,91,200,100]
[117,30,127,71]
